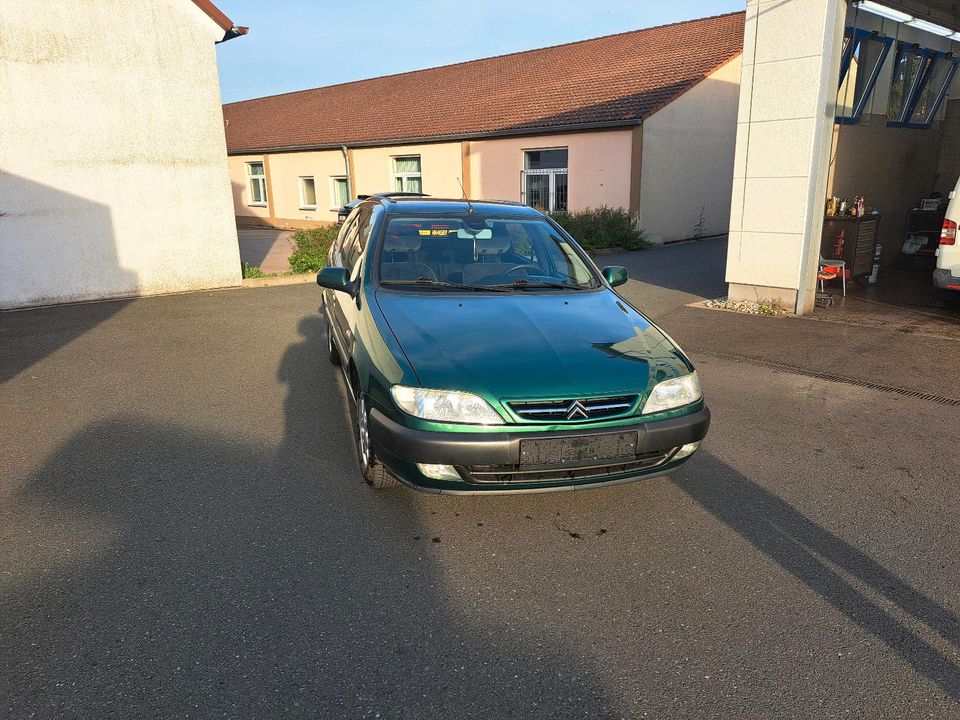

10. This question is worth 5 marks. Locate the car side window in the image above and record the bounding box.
[354,207,375,258]
[343,209,370,279]
[331,215,358,268]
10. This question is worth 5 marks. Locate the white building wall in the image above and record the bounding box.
[0,0,241,309]
[725,0,847,313]
[639,56,742,242]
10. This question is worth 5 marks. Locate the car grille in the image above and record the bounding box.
[461,449,675,485]
[506,394,638,422]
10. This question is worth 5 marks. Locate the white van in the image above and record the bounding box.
[936,180,960,305]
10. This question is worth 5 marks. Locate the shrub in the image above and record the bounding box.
[550,207,648,251]
[288,224,340,273]
[241,262,268,279]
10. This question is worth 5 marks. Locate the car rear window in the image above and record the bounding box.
[377,216,598,290]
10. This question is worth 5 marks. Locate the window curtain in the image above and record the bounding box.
[394,156,421,173]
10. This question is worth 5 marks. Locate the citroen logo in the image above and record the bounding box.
[565,400,590,420]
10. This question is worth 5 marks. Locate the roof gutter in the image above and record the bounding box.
[226,118,642,156]
[217,26,249,43]
[341,146,353,200]
[190,0,248,43]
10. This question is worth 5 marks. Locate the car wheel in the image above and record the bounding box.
[356,391,398,489]
[327,323,341,365]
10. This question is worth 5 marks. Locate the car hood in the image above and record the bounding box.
[375,288,691,403]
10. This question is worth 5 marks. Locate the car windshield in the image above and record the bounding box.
[377,215,599,290]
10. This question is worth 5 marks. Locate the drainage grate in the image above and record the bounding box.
[692,349,960,407]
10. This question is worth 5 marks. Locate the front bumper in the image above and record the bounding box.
[369,405,711,494]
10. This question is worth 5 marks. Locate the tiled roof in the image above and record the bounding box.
[223,11,744,154]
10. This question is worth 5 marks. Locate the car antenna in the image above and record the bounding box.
[457,176,474,214]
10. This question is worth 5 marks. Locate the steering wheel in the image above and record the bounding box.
[490,264,538,279]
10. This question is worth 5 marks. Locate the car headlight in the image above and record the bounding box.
[642,371,702,414]
[390,385,504,425]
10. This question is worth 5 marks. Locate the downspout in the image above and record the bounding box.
[341,146,353,200]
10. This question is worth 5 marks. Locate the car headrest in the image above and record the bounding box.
[383,231,422,253]
[474,235,511,257]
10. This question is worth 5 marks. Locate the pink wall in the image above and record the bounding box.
[468,130,633,209]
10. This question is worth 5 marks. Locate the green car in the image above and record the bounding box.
[318,196,710,494]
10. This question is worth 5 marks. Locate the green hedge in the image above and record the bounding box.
[550,207,648,251]
[288,224,341,273]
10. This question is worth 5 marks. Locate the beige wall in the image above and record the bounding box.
[269,149,347,223]
[351,142,464,199]
[469,130,633,210]
[0,0,241,308]
[640,56,741,243]
[228,154,271,220]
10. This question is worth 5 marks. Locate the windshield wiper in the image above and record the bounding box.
[381,277,509,292]
[497,279,590,290]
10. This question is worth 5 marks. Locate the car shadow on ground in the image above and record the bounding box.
[671,457,960,702]
[0,315,619,719]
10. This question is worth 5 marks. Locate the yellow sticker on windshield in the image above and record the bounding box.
[418,227,452,236]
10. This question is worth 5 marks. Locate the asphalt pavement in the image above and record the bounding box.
[2,239,958,718]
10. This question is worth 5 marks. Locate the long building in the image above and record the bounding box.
[222,12,745,244]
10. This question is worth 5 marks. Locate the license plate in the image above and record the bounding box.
[519,432,638,467]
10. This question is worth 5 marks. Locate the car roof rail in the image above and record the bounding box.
[370,192,429,205]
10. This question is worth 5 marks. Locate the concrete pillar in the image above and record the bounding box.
[725,0,848,314]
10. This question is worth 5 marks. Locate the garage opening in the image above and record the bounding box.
[818,0,960,335]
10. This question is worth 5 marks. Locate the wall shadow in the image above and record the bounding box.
[0,312,618,718]
[672,453,960,701]
[0,172,135,382]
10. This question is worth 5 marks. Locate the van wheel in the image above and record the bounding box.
[356,392,398,489]
[327,323,341,365]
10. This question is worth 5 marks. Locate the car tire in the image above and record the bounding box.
[355,390,398,489]
[327,322,341,365]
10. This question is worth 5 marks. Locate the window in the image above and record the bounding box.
[331,176,349,208]
[836,28,892,124]
[887,42,958,128]
[298,176,317,210]
[907,52,958,126]
[392,156,422,192]
[246,162,267,206]
[522,148,568,212]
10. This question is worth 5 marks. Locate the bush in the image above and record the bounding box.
[550,207,648,251]
[241,262,268,279]
[288,224,340,273]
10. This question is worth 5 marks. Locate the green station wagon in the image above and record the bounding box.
[318,196,710,494]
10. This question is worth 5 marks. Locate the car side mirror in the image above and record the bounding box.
[602,265,628,287]
[317,266,354,295]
